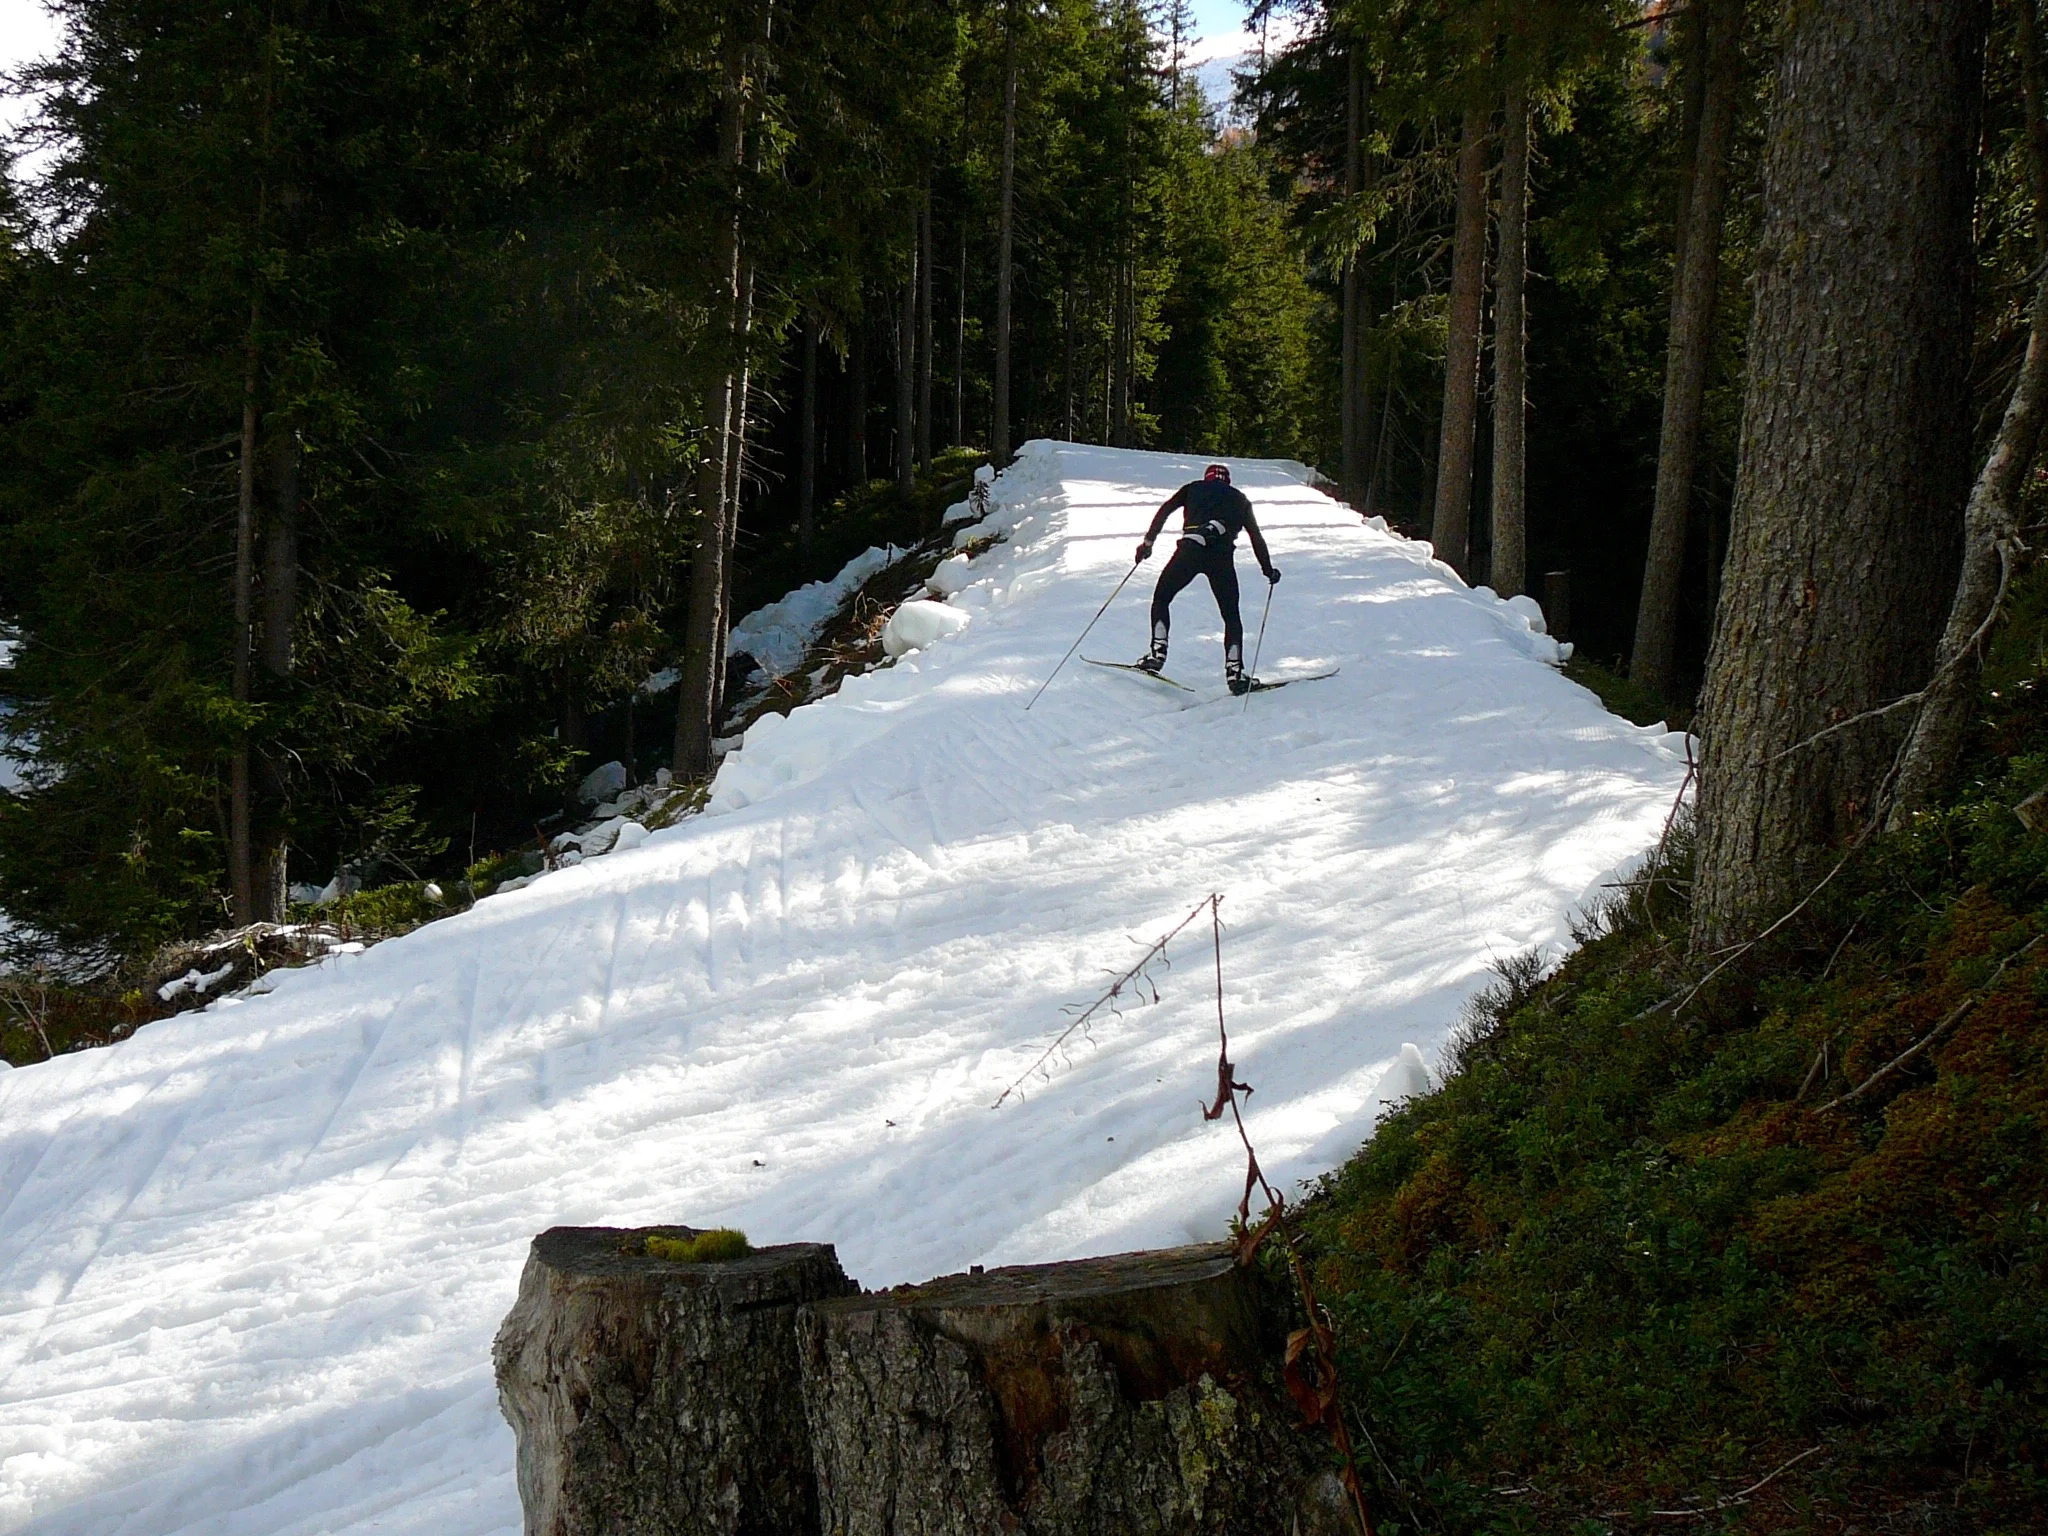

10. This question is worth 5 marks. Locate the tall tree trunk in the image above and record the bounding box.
[1690,0,1987,948]
[254,436,299,922]
[1340,46,1363,504]
[1488,82,1531,599]
[1631,0,1746,701]
[898,218,917,498]
[1061,278,1076,440]
[674,48,749,783]
[2019,0,2048,260]
[954,227,967,448]
[230,300,260,926]
[799,314,817,561]
[846,312,867,485]
[993,2,1018,464]
[719,255,758,687]
[918,187,934,474]
[1890,2,2048,819]
[1430,106,1489,576]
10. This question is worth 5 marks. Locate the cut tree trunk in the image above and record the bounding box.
[495,1226,855,1536]
[1488,82,1530,600]
[800,1243,1336,1536]
[1689,0,1987,948]
[1429,107,1490,577]
[1631,0,1746,702]
[993,4,1018,464]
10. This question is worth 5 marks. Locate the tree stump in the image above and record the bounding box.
[494,1225,855,1536]
[799,1242,1332,1536]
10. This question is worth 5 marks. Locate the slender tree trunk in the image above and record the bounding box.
[2019,0,2048,260]
[1690,0,1987,948]
[674,49,748,782]
[846,312,867,485]
[254,435,299,921]
[1340,46,1363,504]
[993,3,1018,463]
[229,299,261,926]
[1430,106,1490,576]
[1890,4,2048,819]
[719,255,758,688]
[799,315,818,561]
[954,227,967,448]
[1632,0,1746,700]
[1488,82,1531,599]
[898,216,917,498]
[1061,278,1076,439]
[918,187,934,473]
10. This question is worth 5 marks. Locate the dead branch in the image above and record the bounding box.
[991,894,1215,1108]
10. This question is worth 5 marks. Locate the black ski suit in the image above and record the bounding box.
[1140,479,1276,664]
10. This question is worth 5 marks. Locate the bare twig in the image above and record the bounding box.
[1818,932,2045,1111]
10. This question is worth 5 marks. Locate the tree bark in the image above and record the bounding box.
[1340,47,1363,505]
[718,253,758,694]
[1430,107,1489,576]
[1631,0,1746,702]
[799,315,818,561]
[993,2,1018,464]
[1690,0,1987,948]
[494,1226,854,1536]
[1488,82,1530,599]
[800,1243,1334,1536]
[674,48,748,783]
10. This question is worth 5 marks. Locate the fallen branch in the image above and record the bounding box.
[1625,1444,1826,1520]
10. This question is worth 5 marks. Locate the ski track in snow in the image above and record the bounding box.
[0,442,1687,1535]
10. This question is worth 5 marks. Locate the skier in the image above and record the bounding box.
[1134,463,1279,695]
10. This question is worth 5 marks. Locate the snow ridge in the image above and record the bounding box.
[0,441,1687,1536]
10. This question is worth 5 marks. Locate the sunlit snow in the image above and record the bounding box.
[0,441,1687,1536]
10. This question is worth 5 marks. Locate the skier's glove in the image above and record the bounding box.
[1135,540,1153,562]
[1265,566,1281,584]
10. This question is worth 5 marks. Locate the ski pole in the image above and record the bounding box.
[1241,579,1275,715]
[1025,560,1140,711]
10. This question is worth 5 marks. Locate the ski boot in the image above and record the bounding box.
[1226,647,1252,695]
[1136,628,1168,674]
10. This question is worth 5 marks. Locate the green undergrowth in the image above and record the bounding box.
[1302,680,2048,1530]
[1564,655,1685,731]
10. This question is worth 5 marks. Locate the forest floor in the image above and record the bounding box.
[0,441,1687,1536]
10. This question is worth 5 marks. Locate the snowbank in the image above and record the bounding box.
[725,543,906,678]
[0,442,1687,1536]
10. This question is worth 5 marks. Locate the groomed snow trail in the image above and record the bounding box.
[0,443,1687,1536]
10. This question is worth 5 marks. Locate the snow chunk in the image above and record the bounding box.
[882,599,971,658]
[1503,593,1547,633]
[927,553,977,599]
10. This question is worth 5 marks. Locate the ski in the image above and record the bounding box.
[1236,667,1341,696]
[1083,657,1196,691]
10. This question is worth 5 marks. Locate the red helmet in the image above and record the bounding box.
[1203,463,1231,483]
